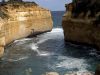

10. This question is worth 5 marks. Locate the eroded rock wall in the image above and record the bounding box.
[0,2,53,57]
[62,0,100,50]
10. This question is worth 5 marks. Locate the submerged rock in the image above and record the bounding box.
[0,1,53,57]
[62,0,100,51]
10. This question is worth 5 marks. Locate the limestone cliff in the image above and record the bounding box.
[0,2,53,57]
[62,0,100,51]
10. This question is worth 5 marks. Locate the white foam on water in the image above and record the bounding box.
[46,28,63,39]
[2,56,28,62]
[36,28,63,41]
[36,51,52,56]
[12,28,63,47]
[37,51,54,56]
[55,56,89,72]
[14,38,32,43]
[13,38,32,45]
[51,28,63,33]
[30,28,63,56]
[30,43,53,56]
[31,43,38,50]
[30,43,41,55]
[37,39,48,44]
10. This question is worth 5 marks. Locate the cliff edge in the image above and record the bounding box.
[62,0,100,51]
[0,1,53,57]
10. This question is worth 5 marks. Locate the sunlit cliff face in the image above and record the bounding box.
[17,12,28,21]
[0,2,53,58]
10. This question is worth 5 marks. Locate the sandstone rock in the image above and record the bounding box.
[45,72,59,75]
[0,1,53,58]
[72,0,100,18]
[62,0,100,51]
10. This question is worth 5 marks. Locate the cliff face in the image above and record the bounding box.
[62,0,100,51]
[0,2,53,57]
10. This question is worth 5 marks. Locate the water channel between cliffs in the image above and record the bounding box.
[0,11,99,75]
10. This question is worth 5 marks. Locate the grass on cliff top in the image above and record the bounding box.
[0,1,38,19]
[0,1,38,7]
[0,11,9,19]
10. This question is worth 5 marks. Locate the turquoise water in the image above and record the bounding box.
[0,11,99,75]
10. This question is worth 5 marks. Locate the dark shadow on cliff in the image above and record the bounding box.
[0,11,9,19]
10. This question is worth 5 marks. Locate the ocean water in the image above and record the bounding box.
[0,11,99,75]
[51,11,65,28]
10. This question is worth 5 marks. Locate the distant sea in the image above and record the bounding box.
[51,11,65,28]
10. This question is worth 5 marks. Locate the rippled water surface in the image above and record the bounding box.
[0,11,100,75]
[0,28,99,75]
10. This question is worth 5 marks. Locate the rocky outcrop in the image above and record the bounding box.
[62,0,100,51]
[0,1,53,57]
[95,65,100,75]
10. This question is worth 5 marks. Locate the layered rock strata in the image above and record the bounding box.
[62,0,100,51]
[0,1,53,57]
